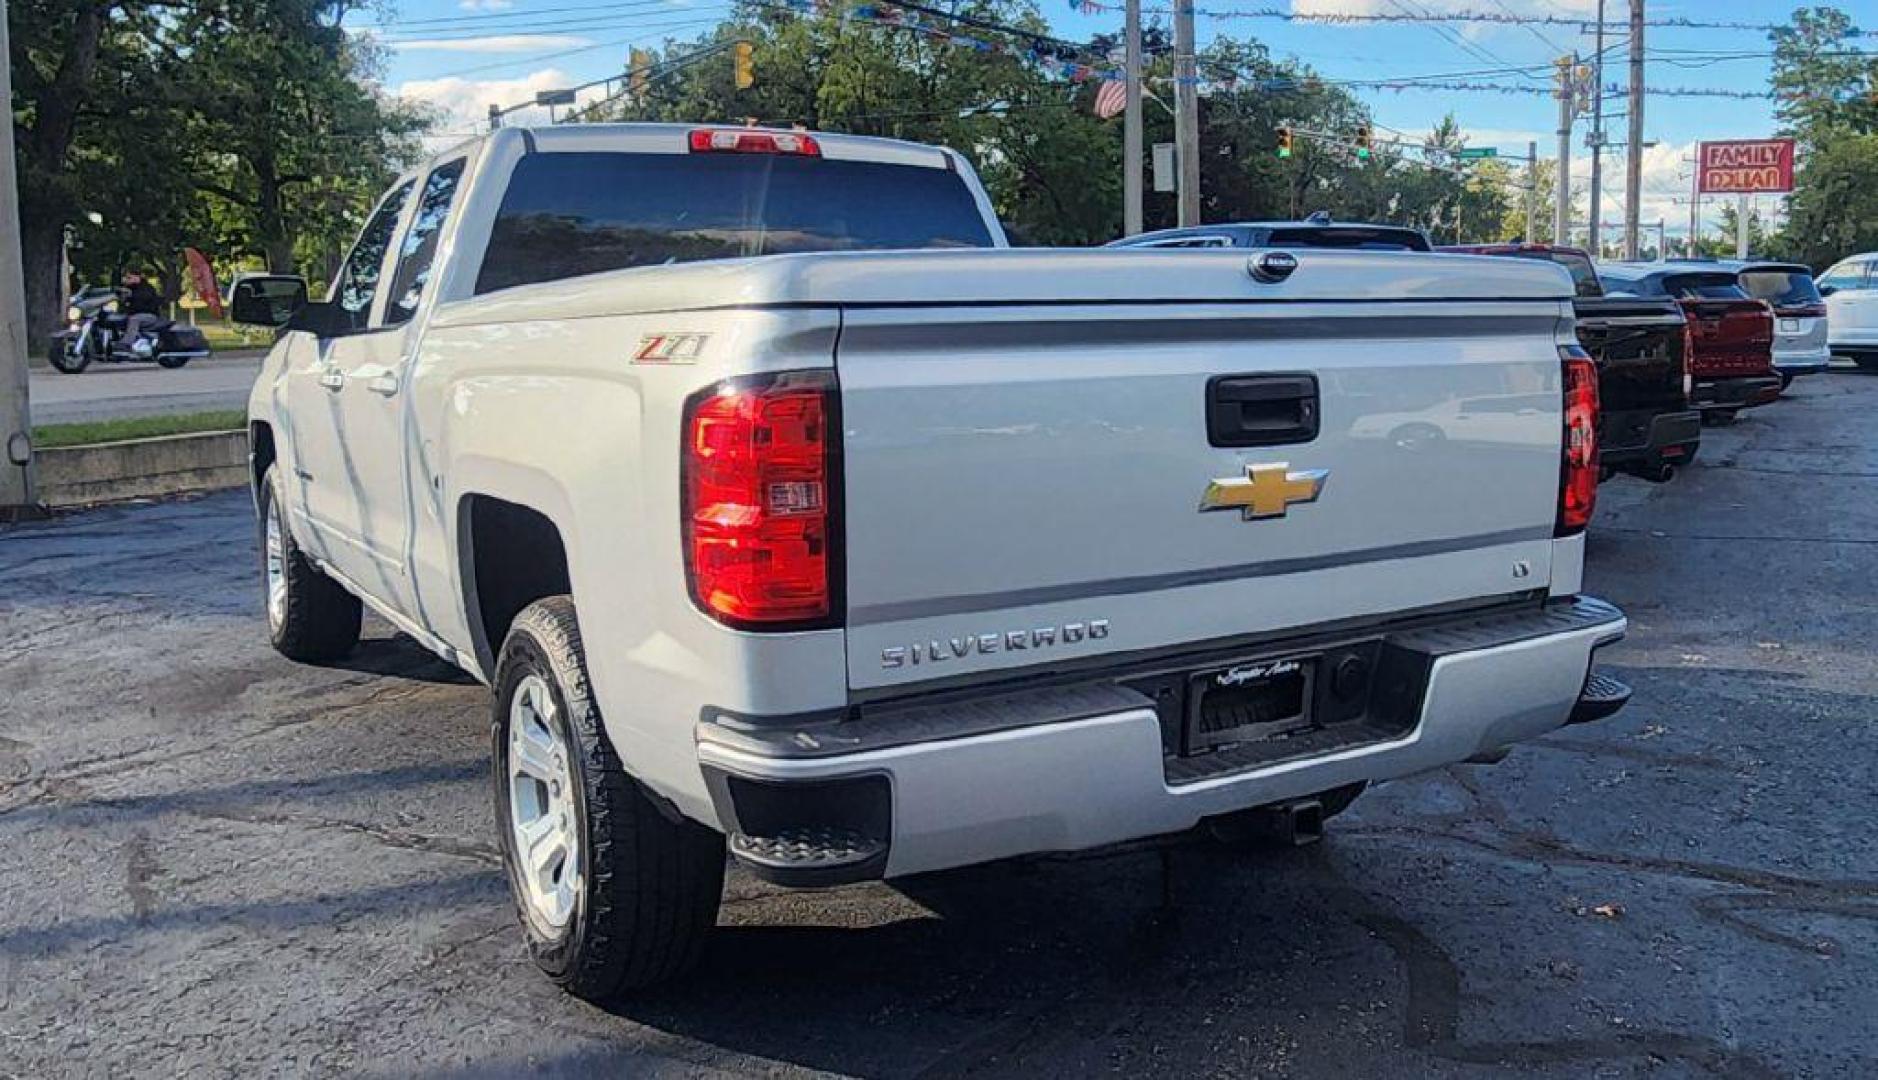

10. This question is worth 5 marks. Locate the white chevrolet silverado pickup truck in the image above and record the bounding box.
[234,122,1631,1000]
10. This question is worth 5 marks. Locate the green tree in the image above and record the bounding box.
[175,0,424,272]
[1768,5,1878,267]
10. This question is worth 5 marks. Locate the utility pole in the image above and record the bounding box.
[1587,0,1605,258]
[1526,140,1539,243]
[1554,55,1574,245]
[1622,0,1645,260]
[0,0,40,516]
[1123,0,1143,236]
[1172,0,1200,226]
[1736,194,1751,258]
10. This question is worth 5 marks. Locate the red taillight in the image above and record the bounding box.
[687,128,821,156]
[1557,344,1600,537]
[683,371,839,628]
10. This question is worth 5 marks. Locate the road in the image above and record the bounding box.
[3,373,1875,1077]
[29,353,264,424]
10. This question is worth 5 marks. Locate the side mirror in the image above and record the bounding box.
[229,275,308,328]
[1819,284,1838,297]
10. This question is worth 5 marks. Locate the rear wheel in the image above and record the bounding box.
[494,596,725,1000]
[1779,372,1794,391]
[260,466,361,662]
[1702,409,1739,427]
[1856,355,1878,372]
[156,353,191,369]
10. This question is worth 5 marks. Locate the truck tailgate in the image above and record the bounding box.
[833,251,1573,691]
[1683,298,1774,377]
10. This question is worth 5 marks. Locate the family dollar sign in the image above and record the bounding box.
[1697,139,1796,195]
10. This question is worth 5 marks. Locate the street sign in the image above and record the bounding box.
[534,89,577,107]
[1455,147,1498,160]
[1696,139,1795,194]
[1152,142,1175,193]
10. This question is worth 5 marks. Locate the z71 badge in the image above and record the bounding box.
[632,333,710,363]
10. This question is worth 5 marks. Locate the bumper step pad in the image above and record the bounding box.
[1570,669,1632,725]
[729,826,888,886]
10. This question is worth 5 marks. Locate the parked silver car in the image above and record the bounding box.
[1723,261,1831,386]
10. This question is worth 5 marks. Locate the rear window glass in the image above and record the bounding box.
[1662,273,1747,300]
[476,151,995,294]
[1263,226,1431,251]
[1739,268,1822,309]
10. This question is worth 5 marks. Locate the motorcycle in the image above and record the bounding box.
[47,286,212,374]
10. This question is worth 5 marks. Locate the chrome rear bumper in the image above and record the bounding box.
[699,597,1626,881]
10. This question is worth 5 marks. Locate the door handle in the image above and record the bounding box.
[317,369,345,390]
[351,363,400,397]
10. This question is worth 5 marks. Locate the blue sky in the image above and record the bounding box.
[355,0,1875,239]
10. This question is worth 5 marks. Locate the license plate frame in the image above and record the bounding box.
[1183,654,1317,755]
[1779,317,1801,334]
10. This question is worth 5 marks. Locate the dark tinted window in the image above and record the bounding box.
[477,151,995,294]
[387,159,466,326]
[1261,226,1431,251]
[334,180,413,330]
[1663,272,1748,300]
[1739,268,1822,310]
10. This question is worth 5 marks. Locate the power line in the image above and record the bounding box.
[1070,0,1862,36]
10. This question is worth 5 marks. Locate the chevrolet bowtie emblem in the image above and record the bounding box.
[1199,463,1329,520]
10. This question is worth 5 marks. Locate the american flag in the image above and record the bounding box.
[1093,78,1127,120]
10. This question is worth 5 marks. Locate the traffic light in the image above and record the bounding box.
[629,48,650,98]
[1354,123,1372,161]
[734,41,754,90]
[1276,125,1293,159]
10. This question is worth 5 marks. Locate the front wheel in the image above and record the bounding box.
[47,335,89,374]
[156,353,191,369]
[260,466,361,662]
[494,596,725,1000]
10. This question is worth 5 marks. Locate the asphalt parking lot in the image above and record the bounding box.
[3,371,1875,1078]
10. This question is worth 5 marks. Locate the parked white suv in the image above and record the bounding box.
[233,123,1630,1000]
[1820,253,1878,369]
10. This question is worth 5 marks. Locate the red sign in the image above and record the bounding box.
[184,247,223,319]
[1696,139,1795,195]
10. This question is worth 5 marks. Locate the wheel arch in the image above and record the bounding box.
[456,480,577,680]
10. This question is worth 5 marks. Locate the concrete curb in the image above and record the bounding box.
[38,429,249,508]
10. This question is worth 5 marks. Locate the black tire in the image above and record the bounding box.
[47,336,89,374]
[1778,372,1794,391]
[1856,355,1878,372]
[156,353,191,369]
[1207,782,1367,849]
[259,466,361,662]
[1702,409,1738,427]
[493,596,724,1000]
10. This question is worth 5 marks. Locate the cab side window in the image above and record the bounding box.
[386,159,467,326]
[332,180,415,333]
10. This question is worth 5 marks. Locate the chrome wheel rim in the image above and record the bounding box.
[508,674,581,932]
[264,498,287,631]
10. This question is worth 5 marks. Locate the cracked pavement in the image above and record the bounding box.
[2,372,1875,1077]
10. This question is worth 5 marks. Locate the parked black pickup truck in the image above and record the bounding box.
[1441,243,1698,481]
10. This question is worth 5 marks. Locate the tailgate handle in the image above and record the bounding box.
[1207,374,1319,447]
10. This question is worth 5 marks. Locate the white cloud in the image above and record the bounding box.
[459,0,514,9]
[391,34,593,54]
[398,67,610,135]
